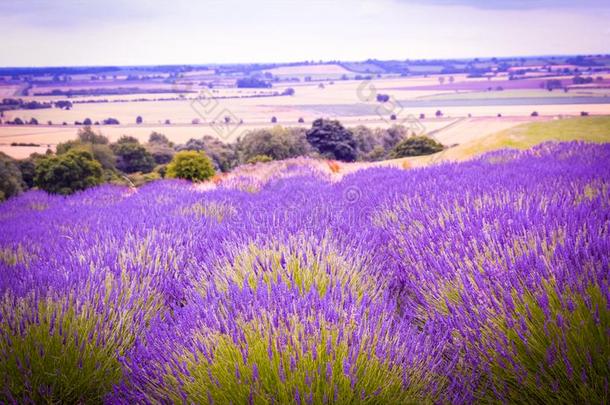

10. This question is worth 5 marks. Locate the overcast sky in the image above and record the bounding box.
[1,0,609,67]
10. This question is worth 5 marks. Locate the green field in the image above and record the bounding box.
[418,89,610,101]
[404,115,610,165]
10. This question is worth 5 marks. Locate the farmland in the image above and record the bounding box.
[2,57,610,158]
[1,141,609,402]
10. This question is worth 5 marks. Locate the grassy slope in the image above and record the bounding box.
[397,116,610,167]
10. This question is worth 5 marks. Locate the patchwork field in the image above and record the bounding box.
[3,70,610,159]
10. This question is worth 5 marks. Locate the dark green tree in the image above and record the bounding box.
[148,132,170,145]
[34,150,102,195]
[18,157,38,189]
[0,152,24,201]
[111,141,155,173]
[306,119,357,162]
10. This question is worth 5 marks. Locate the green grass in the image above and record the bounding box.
[400,116,610,166]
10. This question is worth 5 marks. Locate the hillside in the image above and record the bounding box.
[1,142,609,402]
[396,115,610,167]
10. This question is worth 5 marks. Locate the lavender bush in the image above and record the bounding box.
[0,142,608,403]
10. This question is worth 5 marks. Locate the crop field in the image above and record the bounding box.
[262,64,353,78]
[3,71,610,159]
[1,141,609,403]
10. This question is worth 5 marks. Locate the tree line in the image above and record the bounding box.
[0,119,444,200]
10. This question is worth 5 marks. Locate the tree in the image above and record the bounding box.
[389,136,444,158]
[166,150,215,181]
[438,76,445,85]
[282,88,295,96]
[0,152,24,201]
[115,135,139,144]
[376,94,390,102]
[236,77,271,88]
[34,150,102,195]
[380,125,408,151]
[351,125,379,158]
[136,116,143,124]
[102,118,120,125]
[306,118,357,162]
[111,141,155,173]
[77,126,109,144]
[237,126,311,163]
[435,110,443,118]
[146,142,175,165]
[271,116,278,123]
[177,136,238,172]
[148,132,170,145]
[18,158,37,189]
[83,118,92,125]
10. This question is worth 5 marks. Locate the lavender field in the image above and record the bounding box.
[0,142,609,403]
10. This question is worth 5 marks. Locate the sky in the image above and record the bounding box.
[0,0,609,67]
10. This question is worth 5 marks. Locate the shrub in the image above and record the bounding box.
[306,119,357,162]
[166,150,215,181]
[136,116,143,124]
[34,150,103,195]
[127,171,161,187]
[246,154,273,164]
[177,136,238,173]
[389,136,444,158]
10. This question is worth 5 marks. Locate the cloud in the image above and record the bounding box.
[397,0,610,9]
